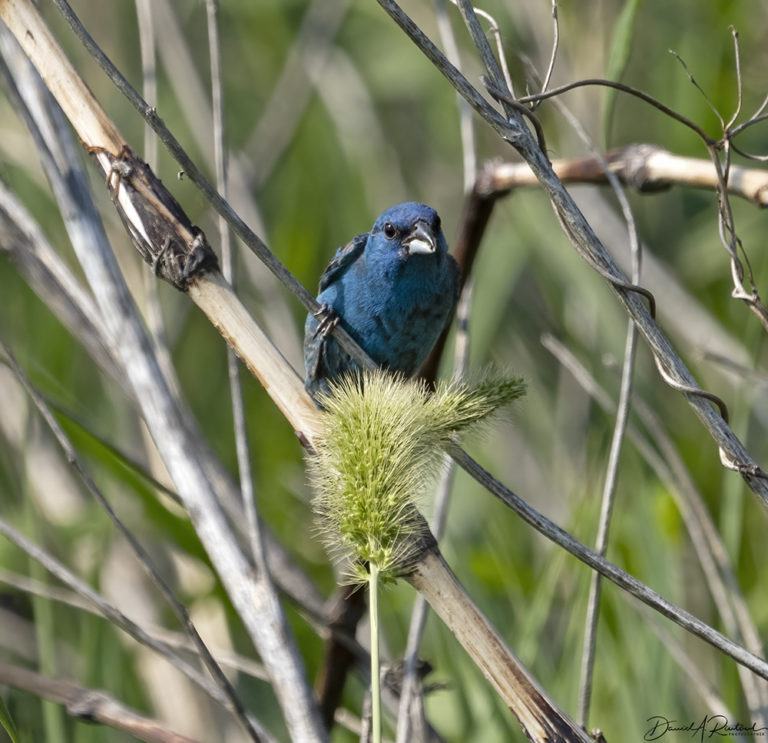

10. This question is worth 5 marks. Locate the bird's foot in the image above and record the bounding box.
[312,303,340,340]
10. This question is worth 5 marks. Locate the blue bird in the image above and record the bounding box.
[304,202,461,399]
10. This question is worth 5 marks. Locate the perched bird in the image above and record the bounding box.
[304,202,461,398]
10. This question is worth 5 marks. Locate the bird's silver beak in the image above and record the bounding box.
[403,220,436,255]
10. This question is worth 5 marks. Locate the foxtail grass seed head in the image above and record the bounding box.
[309,370,525,584]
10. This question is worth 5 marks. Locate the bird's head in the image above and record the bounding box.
[368,202,448,262]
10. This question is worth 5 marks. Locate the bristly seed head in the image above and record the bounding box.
[309,369,526,584]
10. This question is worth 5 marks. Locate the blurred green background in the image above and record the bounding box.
[1,0,767,741]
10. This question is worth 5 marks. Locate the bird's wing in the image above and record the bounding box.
[318,232,368,292]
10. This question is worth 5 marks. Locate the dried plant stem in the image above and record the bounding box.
[204,0,270,579]
[577,323,636,727]
[0,3,326,739]
[485,144,768,206]
[408,547,592,742]
[376,0,768,502]
[0,661,202,743]
[187,272,321,442]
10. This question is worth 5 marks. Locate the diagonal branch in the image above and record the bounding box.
[4,1,766,738]
[482,144,768,206]
[0,661,202,743]
[0,2,326,740]
[449,445,768,682]
[375,0,768,503]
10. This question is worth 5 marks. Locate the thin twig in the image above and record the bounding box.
[378,0,768,499]
[578,323,637,728]
[725,27,743,130]
[2,344,265,743]
[545,100,642,728]
[0,508,273,739]
[0,661,203,743]
[543,335,768,720]
[669,49,725,128]
[536,0,559,105]
[3,0,322,616]
[204,0,271,586]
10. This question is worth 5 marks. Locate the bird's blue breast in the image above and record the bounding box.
[304,202,460,398]
[324,249,454,373]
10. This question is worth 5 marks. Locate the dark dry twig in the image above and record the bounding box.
[0,661,203,743]
[450,444,768,682]
[542,335,768,720]
[0,507,273,739]
[1,344,265,743]
[545,100,643,727]
[377,0,768,501]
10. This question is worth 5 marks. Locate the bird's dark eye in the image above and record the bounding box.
[383,222,397,239]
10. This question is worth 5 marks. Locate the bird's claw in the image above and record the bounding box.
[312,303,340,340]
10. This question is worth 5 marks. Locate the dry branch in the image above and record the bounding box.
[483,143,768,206]
[0,660,202,743]
[0,4,615,738]
[0,2,324,740]
[408,544,592,742]
[3,1,768,740]
[376,0,768,503]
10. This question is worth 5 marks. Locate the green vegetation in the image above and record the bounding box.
[0,1,766,742]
